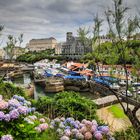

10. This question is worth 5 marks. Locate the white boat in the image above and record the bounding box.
[132,82,140,86]
[119,81,126,85]
[121,90,133,97]
[137,91,140,95]
[109,83,120,90]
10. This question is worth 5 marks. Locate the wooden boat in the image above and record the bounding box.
[7,70,24,78]
[45,77,64,93]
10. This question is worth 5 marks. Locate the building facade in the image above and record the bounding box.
[26,37,57,52]
[95,64,136,84]
[60,32,91,59]
[95,35,112,45]
[55,43,63,55]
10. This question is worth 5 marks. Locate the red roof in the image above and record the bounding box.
[68,63,87,70]
[78,69,94,76]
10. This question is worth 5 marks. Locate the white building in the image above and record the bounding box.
[95,35,112,45]
[55,43,63,55]
[26,37,57,52]
[96,64,135,84]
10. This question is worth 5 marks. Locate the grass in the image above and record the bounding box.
[108,105,127,118]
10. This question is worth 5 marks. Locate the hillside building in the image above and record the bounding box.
[60,32,92,59]
[26,37,57,52]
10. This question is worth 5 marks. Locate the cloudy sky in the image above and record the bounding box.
[0,0,139,47]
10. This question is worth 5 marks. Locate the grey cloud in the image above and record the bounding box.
[0,0,140,48]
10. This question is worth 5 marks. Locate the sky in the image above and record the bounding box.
[0,0,139,48]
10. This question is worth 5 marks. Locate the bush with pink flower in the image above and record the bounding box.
[0,95,49,139]
[49,117,114,140]
[0,94,114,140]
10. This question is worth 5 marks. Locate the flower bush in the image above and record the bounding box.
[0,95,49,139]
[0,94,114,140]
[49,117,114,140]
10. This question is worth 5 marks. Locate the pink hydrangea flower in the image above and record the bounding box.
[64,129,71,136]
[0,95,3,101]
[0,100,8,110]
[39,118,46,123]
[8,99,21,108]
[91,125,97,133]
[81,119,87,124]
[1,134,13,140]
[28,115,37,121]
[79,123,85,128]
[84,132,92,140]
[92,120,98,126]
[9,109,19,119]
[94,131,103,140]
[54,118,60,123]
[75,120,80,125]
[101,126,109,134]
[60,117,65,121]
[71,128,79,135]
[35,127,41,132]
[4,114,11,122]
[17,106,28,115]
[85,121,92,128]
[39,123,48,131]
[60,136,69,140]
[79,126,87,134]
[76,132,84,140]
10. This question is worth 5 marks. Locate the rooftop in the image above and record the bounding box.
[31,37,56,41]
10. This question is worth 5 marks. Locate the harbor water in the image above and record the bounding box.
[11,73,102,100]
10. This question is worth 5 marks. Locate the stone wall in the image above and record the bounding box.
[64,79,113,95]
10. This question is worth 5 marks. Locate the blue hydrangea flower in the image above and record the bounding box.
[65,126,71,130]
[9,109,19,119]
[4,114,10,122]
[17,106,28,115]
[0,111,5,120]
[31,107,36,112]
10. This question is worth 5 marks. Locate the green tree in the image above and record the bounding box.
[4,34,23,60]
[91,0,140,132]
[104,0,140,132]
[4,35,17,60]
[82,0,140,132]
[77,27,92,54]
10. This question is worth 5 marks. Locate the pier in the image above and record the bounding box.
[93,95,121,108]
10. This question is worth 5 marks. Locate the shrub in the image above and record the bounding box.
[0,82,25,99]
[34,91,98,121]
[0,93,113,140]
[16,49,65,63]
